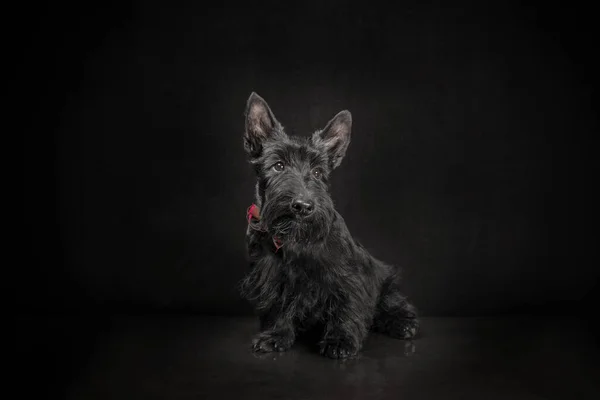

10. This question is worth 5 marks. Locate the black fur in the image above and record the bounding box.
[239,92,418,359]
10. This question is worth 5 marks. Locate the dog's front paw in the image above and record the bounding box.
[319,337,359,360]
[252,331,295,353]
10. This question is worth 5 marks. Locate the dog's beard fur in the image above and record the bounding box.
[261,191,335,244]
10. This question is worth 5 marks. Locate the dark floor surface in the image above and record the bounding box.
[17,315,599,399]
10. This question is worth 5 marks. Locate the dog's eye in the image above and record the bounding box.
[273,162,285,172]
[312,168,323,179]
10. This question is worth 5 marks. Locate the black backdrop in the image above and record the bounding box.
[21,1,598,317]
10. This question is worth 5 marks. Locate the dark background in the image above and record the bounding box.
[20,0,598,318]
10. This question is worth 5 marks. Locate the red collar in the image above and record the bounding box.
[247,204,283,252]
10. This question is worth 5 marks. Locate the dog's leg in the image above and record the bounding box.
[373,278,419,339]
[251,308,296,353]
[319,300,369,360]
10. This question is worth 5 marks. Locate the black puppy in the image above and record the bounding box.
[240,92,418,359]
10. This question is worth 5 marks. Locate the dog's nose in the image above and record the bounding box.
[291,198,314,216]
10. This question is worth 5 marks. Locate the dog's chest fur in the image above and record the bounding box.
[242,215,385,326]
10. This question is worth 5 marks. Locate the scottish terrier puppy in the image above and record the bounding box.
[240,92,418,359]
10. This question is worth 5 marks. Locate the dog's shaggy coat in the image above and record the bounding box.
[240,92,418,359]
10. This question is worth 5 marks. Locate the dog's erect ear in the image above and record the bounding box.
[313,110,352,169]
[244,92,282,159]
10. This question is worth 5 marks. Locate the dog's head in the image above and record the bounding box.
[243,92,352,243]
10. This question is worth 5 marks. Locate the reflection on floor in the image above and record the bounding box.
[17,315,599,399]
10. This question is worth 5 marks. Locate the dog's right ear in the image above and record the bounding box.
[244,92,282,159]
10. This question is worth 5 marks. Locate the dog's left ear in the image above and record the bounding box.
[313,110,352,169]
